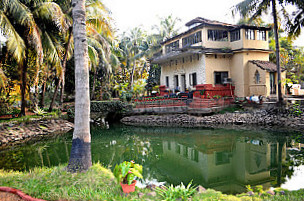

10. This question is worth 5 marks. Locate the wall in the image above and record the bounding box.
[205,54,231,84]
[160,54,206,91]
[242,29,269,50]
[202,27,230,49]
[265,71,286,97]
[229,51,269,97]
[248,62,267,96]
[230,29,243,50]
[230,53,245,97]
[243,52,270,96]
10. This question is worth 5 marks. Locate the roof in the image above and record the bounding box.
[152,47,272,64]
[249,60,285,72]
[185,17,236,28]
[161,17,271,45]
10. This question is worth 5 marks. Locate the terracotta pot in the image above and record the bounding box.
[120,180,137,193]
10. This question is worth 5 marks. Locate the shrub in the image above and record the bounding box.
[156,181,197,201]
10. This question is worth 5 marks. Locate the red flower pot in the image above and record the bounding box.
[120,180,137,193]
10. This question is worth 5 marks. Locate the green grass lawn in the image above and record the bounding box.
[0,163,303,201]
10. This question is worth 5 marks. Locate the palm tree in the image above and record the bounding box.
[153,15,181,40]
[233,0,288,103]
[48,0,113,108]
[67,0,91,172]
[1,0,68,115]
[286,0,304,37]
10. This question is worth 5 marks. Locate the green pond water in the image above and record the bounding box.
[1,124,304,194]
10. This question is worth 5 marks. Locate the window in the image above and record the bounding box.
[230,30,240,42]
[215,152,230,165]
[214,72,228,85]
[165,40,179,53]
[167,141,171,150]
[245,29,255,40]
[176,144,181,154]
[255,70,260,84]
[182,31,202,47]
[174,75,179,89]
[183,146,188,158]
[190,149,199,162]
[257,30,266,41]
[189,73,197,86]
[165,76,169,87]
[208,30,228,41]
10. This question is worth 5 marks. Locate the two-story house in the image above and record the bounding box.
[152,17,286,98]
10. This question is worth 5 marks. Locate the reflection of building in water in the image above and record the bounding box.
[161,134,286,194]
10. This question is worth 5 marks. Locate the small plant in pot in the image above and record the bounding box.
[113,161,143,193]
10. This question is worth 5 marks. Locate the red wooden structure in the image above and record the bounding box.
[193,84,235,99]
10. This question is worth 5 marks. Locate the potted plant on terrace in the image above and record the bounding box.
[113,161,143,193]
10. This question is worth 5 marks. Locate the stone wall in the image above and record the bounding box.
[121,109,304,131]
[0,119,73,149]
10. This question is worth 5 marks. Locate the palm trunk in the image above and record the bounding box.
[130,61,135,89]
[272,0,283,104]
[67,0,91,172]
[90,68,97,100]
[60,27,73,107]
[40,74,48,108]
[40,80,46,108]
[20,54,28,116]
[48,78,61,112]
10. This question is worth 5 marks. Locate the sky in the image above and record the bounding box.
[103,0,304,47]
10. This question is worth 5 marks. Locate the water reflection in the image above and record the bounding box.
[0,125,303,194]
[160,133,287,194]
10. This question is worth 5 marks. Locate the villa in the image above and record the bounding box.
[152,17,286,98]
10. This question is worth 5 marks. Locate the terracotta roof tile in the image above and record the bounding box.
[249,60,285,72]
[185,17,236,28]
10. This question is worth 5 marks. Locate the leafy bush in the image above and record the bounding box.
[289,102,303,117]
[113,161,143,185]
[156,181,197,201]
[67,101,133,119]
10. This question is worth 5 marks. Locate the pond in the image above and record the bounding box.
[1,124,304,194]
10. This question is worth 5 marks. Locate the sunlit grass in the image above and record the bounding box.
[0,163,303,201]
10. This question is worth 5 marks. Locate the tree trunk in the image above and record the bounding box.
[60,27,73,107]
[40,75,48,108]
[48,78,61,112]
[90,68,97,100]
[20,54,28,116]
[67,0,92,172]
[272,0,283,104]
[276,139,284,187]
[130,61,135,89]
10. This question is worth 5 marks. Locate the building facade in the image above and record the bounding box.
[152,17,286,98]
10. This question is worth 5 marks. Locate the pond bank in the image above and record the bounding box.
[0,119,73,149]
[121,109,304,131]
[1,163,303,201]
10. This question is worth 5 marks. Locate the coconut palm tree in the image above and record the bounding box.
[48,0,113,108]
[153,15,181,40]
[67,0,91,172]
[0,0,68,115]
[232,0,297,103]
[286,0,304,37]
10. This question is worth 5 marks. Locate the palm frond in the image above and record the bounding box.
[33,2,70,32]
[88,44,99,70]
[288,8,304,37]
[0,11,26,63]
[42,31,62,75]
[0,67,7,88]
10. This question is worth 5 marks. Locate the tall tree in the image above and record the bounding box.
[0,0,68,115]
[233,0,290,103]
[67,0,91,172]
[286,0,304,37]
